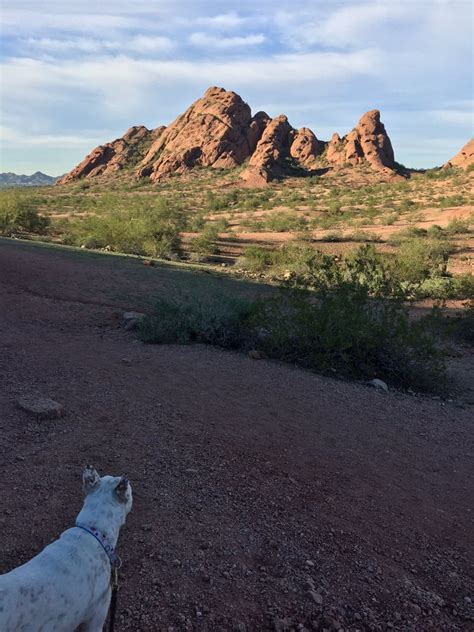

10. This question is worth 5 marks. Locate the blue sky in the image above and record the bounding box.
[0,0,472,174]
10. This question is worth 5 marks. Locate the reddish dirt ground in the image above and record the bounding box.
[0,239,473,631]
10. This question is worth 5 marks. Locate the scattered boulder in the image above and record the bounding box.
[369,378,389,393]
[17,396,64,420]
[444,138,474,170]
[122,311,146,331]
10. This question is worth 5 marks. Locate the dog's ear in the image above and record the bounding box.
[115,475,129,503]
[83,465,100,494]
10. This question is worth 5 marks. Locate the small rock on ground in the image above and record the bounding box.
[369,378,389,393]
[122,311,146,331]
[16,396,64,420]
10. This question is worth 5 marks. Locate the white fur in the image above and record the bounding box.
[0,467,132,632]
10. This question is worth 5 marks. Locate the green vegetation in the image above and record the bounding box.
[191,223,220,260]
[62,195,186,259]
[0,190,49,236]
[141,249,447,392]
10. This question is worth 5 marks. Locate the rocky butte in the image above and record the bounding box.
[58,86,405,186]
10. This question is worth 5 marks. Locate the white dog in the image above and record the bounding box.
[0,466,132,631]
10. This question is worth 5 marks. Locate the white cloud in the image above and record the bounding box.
[189,32,266,49]
[430,109,474,126]
[24,35,175,54]
[195,12,247,30]
[1,49,381,110]
[0,126,100,148]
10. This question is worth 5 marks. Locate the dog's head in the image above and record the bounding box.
[83,465,133,517]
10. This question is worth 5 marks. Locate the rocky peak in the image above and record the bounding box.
[137,86,259,182]
[57,125,158,184]
[326,110,395,173]
[444,138,474,170]
[58,88,400,186]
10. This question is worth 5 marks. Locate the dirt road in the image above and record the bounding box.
[0,239,472,631]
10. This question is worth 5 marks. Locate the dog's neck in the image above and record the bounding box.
[75,497,126,547]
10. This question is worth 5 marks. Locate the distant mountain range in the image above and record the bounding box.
[0,171,60,187]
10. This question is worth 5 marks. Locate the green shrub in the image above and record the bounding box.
[439,195,465,208]
[251,287,444,392]
[240,245,274,272]
[0,191,50,236]
[140,257,446,392]
[444,300,474,344]
[395,238,454,284]
[65,196,185,258]
[205,191,232,212]
[191,224,220,259]
[424,167,459,180]
[418,275,474,300]
[140,292,254,348]
[426,224,444,237]
[445,218,471,234]
[263,211,308,232]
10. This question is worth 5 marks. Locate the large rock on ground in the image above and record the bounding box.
[137,87,262,182]
[444,138,474,170]
[326,110,395,173]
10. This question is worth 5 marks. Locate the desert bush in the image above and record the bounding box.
[251,286,444,392]
[417,274,474,301]
[65,196,185,258]
[395,238,454,284]
[263,211,308,232]
[426,224,444,237]
[439,194,465,208]
[140,292,254,348]
[240,245,274,272]
[141,255,446,392]
[206,191,232,212]
[0,191,49,236]
[445,218,471,234]
[443,300,474,344]
[424,167,459,180]
[191,224,220,259]
[382,212,400,225]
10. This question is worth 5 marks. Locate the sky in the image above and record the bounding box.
[0,0,472,175]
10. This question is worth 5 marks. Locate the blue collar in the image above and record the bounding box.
[75,523,122,569]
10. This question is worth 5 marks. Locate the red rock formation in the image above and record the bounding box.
[444,138,474,170]
[241,115,294,184]
[325,110,395,173]
[290,127,324,166]
[137,87,260,181]
[58,88,399,186]
[57,126,161,184]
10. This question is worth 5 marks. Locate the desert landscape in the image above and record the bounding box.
[1,1,473,631]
